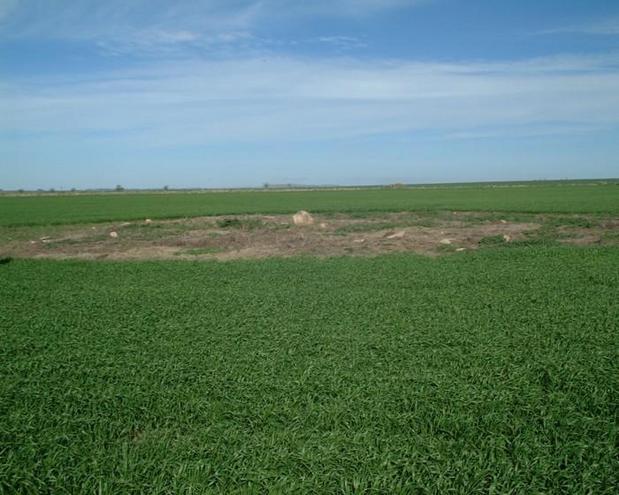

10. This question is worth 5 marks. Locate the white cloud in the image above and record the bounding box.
[2,53,619,147]
[315,36,367,50]
[0,0,419,57]
[0,0,432,57]
[0,0,425,40]
[0,1,258,45]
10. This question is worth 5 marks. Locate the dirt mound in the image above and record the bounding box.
[3,211,615,262]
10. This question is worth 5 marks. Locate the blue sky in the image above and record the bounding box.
[1,0,619,189]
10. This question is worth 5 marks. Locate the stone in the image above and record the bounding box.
[292,210,314,226]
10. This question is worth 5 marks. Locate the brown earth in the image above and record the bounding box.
[0,211,617,261]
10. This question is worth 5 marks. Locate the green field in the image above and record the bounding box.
[1,182,618,226]
[1,247,617,493]
[2,182,618,493]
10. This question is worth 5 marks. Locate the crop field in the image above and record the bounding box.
[1,182,618,227]
[1,247,618,493]
[1,182,618,494]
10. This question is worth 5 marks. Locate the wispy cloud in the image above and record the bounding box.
[2,3,617,148]
[3,53,619,147]
[315,36,367,50]
[0,0,425,41]
[94,29,258,58]
[0,1,264,60]
[0,1,422,57]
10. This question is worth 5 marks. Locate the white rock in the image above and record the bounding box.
[386,231,405,239]
[145,219,153,224]
[292,210,314,226]
[440,238,452,245]
[503,234,512,242]
[353,238,366,243]
[109,231,119,239]
[500,219,507,224]
[456,247,466,252]
[319,222,328,229]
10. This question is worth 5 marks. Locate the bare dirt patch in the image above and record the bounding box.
[1,211,617,261]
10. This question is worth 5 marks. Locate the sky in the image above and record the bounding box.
[1,0,619,190]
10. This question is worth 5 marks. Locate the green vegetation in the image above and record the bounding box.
[1,182,618,227]
[1,247,617,493]
[478,234,561,249]
[334,222,403,234]
[215,218,266,230]
[176,247,223,256]
[1,182,617,492]
[478,234,511,247]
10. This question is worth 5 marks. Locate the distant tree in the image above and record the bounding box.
[49,188,55,193]
[115,184,124,192]
[263,182,269,189]
[70,188,76,192]
[163,185,169,191]
[18,189,24,193]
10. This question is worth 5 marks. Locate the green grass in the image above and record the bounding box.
[1,182,618,227]
[1,247,617,493]
[333,222,402,234]
[176,247,223,256]
[215,218,268,230]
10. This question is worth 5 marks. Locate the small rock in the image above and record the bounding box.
[120,222,131,227]
[385,231,405,240]
[319,222,328,229]
[353,238,366,243]
[40,236,50,241]
[30,240,37,245]
[456,247,466,252]
[293,210,314,226]
[440,238,452,245]
[503,234,512,242]
[145,219,152,224]
[500,219,507,224]
[109,231,119,239]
